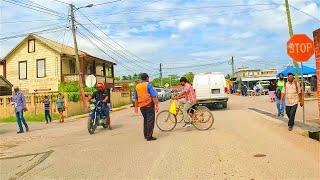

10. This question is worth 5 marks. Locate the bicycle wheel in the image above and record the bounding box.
[176,109,184,123]
[156,110,177,132]
[191,106,214,130]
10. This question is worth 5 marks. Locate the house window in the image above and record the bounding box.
[69,59,76,74]
[37,59,46,78]
[28,39,35,53]
[106,65,113,77]
[19,61,27,80]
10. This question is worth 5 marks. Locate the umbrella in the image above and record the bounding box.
[278,65,316,76]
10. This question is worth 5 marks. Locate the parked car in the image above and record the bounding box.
[155,88,171,102]
[258,81,270,95]
[193,72,228,108]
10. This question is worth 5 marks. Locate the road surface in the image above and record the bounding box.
[0,95,319,179]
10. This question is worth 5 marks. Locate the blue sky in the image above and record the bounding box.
[0,0,319,77]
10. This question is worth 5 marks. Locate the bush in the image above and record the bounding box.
[59,81,80,92]
[68,92,80,102]
[85,87,96,93]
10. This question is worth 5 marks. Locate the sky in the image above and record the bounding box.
[0,0,319,78]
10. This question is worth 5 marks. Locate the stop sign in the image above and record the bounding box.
[287,34,314,62]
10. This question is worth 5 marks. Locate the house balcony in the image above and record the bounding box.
[62,74,114,84]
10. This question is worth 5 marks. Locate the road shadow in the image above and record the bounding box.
[205,104,228,111]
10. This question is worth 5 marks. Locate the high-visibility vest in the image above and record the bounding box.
[277,80,285,91]
[136,82,152,108]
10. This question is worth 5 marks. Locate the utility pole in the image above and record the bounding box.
[160,63,163,87]
[231,56,235,77]
[285,0,305,124]
[70,4,85,108]
[284,0,299,79]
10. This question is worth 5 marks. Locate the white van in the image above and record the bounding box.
[193,72,228,108]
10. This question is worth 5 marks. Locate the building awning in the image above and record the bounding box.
[241,76,277,82]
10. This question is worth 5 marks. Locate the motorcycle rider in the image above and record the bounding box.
[90,83,111,129]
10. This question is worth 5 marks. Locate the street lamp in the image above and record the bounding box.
[75,4,94,10]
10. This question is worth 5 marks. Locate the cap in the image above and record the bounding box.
[287,73,294,76]
[140,73,149,80]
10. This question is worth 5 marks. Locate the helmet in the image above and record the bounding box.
[95,83,104,89]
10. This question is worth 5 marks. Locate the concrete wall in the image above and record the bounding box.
[5,39,61,93]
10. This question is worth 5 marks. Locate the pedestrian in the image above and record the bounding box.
[134,73,159,141]
[268,80,276,102]
[275,73,285,117]
[43,95,52,124]
[280,73,303,131]
[11,86,29,133]
[310,76,317,92]
[55,93,65,123]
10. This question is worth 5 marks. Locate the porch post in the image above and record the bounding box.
[93,60,96,75]
[111,64,115,88]
[103,63,107,83]
[3,61,6,79]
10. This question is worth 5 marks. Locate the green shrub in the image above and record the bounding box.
[67,92,80,102]
[59,81,80,92]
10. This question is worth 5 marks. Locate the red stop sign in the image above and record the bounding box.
[287,34,314,62]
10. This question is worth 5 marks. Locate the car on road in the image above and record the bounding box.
[155,88,171,102]
[193,72,228,108]
[257,81,270,95]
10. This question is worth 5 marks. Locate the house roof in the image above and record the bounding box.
[0,75,13,87]
[2,34,115,64]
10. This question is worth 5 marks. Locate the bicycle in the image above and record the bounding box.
[156,101,214,131]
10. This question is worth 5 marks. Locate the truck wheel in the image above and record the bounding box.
[222,102,227,109]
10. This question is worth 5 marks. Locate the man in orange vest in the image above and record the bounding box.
[134,73,159,141]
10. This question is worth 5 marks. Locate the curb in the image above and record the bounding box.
[248,108,320,141]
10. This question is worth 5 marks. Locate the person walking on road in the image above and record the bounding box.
[55,93,65,123]
[280,73,304,131]
[12,86,29,133]
[276,73,286,116]
[43,96,52,124]
[268,80,276,102]
[173,77,197,128]
[134,73,159,141]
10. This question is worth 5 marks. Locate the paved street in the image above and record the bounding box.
[0,95,319,179]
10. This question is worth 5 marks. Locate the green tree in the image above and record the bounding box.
[184,72,194,83]
[114,76,121,81]
[122,76,128,80]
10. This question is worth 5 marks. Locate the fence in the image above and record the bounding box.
[0,92,131,119]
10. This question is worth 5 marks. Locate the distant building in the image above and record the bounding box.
[233,67,278,90]
[1,34,116,94]
[235,67,277,78]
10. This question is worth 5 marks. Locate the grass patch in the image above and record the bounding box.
[0,113,60,123]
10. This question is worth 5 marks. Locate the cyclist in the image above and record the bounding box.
[173,77,197,128]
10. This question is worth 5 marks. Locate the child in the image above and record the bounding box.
[55,93,65,123]
[43,96,52,124]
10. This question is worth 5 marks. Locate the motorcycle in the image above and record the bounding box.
[87,100,108,134]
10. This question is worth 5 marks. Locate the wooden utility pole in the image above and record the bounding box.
[70,4,86,108]
[284,0,299,79]
[160,63,163,87]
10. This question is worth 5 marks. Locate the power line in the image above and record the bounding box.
[163,61,229,70]
[92,0,123,7]
[3,0,65,18]
[0,18,66,24]
[77,31,137,74]
[0,25,68,41]
[289,4,320,22]
[77,10,156,68]
[77,23,152,73]
[50,0,69,5]
[88,3,276,17]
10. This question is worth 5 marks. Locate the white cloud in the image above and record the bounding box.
[231,31,255,39]
[178,21,194,31]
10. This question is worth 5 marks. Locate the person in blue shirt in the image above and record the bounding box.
[12,86,29,133]
[134,73,159,141]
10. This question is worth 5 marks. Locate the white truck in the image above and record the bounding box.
[193,72,228,108]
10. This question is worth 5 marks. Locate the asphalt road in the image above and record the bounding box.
[0,96,319,179]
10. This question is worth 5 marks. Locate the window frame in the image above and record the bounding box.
[19,61,27,80]
[28,39,35,53]
[36,59,46,78]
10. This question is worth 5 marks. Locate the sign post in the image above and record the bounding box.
[313,29,320,121]
[287,34,315,124]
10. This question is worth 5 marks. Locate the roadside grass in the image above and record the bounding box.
[0,113,60,123]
